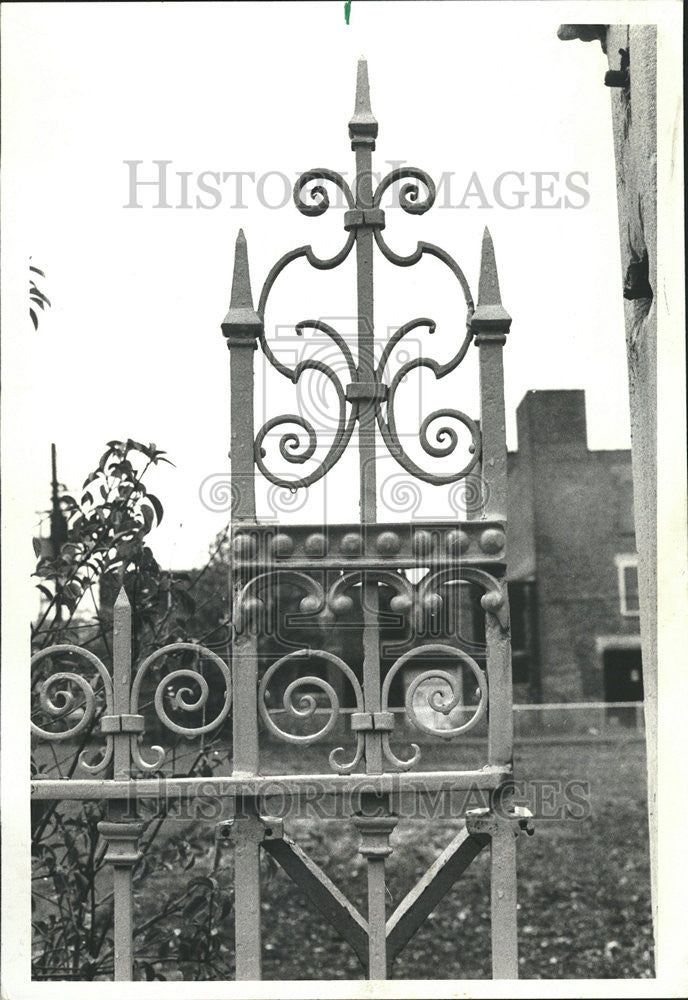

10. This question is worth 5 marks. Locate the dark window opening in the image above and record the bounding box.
[603,646,643,726]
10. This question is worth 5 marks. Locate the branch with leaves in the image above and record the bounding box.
[30,262,51,330]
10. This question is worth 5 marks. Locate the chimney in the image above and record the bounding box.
[516,390,588,458]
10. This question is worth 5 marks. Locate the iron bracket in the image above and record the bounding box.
[466,806,534,838]
[345,381,388,402]
[344,208,386,231]
[351,711,395,732]
[604,48,630,89]
[216,814,284,846]
[100,714,145,734]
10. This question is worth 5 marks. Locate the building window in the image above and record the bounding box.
[615,554,640,616]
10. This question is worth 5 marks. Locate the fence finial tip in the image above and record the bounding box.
[349,56,377,140]
[229,227,254,311]
[478,227,502,307]
[352,57,374,118]
[222,226,262,336]
[114,585,131,610]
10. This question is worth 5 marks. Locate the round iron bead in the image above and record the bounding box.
[232,534,255,558]
[271,533,294,558]
[376,531,401,556]
[330,594,355,615]
[299,594,321,614]
[390,594,413,613]
[447,529,470,554]
[423,593,443,614]
[479,528,506,555]
[304,532,327,557]
[242,597,264,621]
[482,591,504,612]
[341,532,363,557]
[412,530,433,557]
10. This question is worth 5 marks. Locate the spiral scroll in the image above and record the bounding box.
[372,167,436,216]
[380,644,488,770]
[130,643,232,772]
[376,318,481,485]
[31,645,114,775]
[294,169,355,216]
[254,319,358,490]
[259,649,364,773]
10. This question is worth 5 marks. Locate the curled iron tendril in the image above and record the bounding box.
[259,649,364,774]
[380,644,488,770]
[254,320,357,490]
[130,643,232,772]
[31,645,114,775]
[377,318,481,485]
[255,164,480,490]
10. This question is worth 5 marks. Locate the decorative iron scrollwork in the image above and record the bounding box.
[258,648,365,773]
[380,644,488,771]
[31,645,115,775]
[372,166,436,216]
[130,643,232,772]
[253,156,481,491]
[254,319,358,490]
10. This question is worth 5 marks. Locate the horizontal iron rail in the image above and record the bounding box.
[30,766,511,800]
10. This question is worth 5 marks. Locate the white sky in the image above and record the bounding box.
[3,1,630,569]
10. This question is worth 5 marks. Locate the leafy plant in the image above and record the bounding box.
[31,439,233,980]
[30,262,51,330]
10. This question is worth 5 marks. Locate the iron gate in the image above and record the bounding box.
[31,60,532,981]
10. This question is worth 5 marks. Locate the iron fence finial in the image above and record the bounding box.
[114,585,131,610]
[472,228,512,332]
[349,57,378,146]
[230,229,254,311]
[478,228,502,306]
[222,229,263,341]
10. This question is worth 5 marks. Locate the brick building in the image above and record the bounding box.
[507,389,641,706]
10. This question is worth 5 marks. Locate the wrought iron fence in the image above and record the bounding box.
[31,59,533,981]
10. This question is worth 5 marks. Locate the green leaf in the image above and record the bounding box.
[142,504,155,532]
[147,494,164,525]
[30,288,51,307]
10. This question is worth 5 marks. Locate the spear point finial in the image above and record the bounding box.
[114,585,131,610]
[229,229,253,311]
[349,57,378,146]
[471,228,512,335]
[478,227,502,307]
[222,230,263,341]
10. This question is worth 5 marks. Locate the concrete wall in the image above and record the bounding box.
[557,20,657,939]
